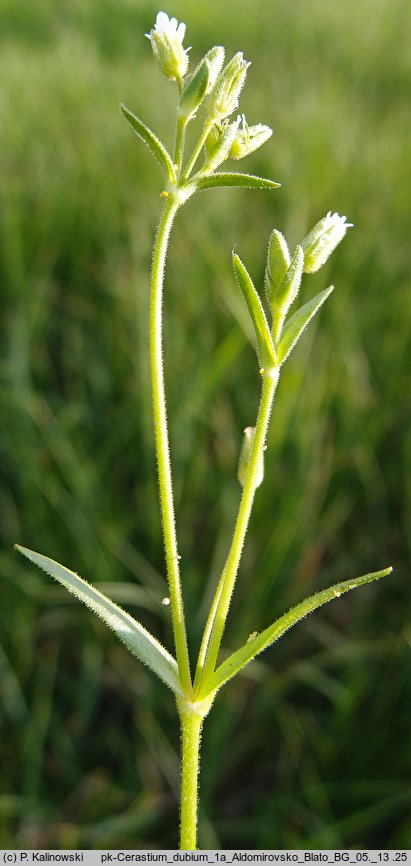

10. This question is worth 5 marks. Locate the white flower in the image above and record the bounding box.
[229,115,272,159]
[302,212,354,273]
[146,12,189,82]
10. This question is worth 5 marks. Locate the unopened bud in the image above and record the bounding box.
[179,46,225,119]
[209,52,251,121]
[265,230,291,304]
[302,212,353,273]
[229,115,272,159]
[204,123,220,158]
[204,46,226,95]
[203,116,241,173]
[270,245,304,343]
[145,11,189,82]
[238,426,264,490]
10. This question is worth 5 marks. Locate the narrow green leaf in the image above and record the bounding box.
[120,104,177,184]
[232,253,277,370]
[210,567,392,693]
[195,172,281,192]
[15,545,182,696]
[277,285,334,365]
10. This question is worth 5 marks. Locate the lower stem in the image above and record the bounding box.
[179,708,204,850]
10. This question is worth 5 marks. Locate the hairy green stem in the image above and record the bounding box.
[272,310,286,346]
[181,118,214,182]
[174,115,188,178]
[179,707,203,849]
[198,369,280,689]
[150,197,192,693]
[193,568,225,694]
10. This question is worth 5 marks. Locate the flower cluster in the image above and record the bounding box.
[145,11,272,174]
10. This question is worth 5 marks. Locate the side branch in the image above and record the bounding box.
[195,370,280,692]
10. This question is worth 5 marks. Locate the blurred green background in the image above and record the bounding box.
[1,0,410,850]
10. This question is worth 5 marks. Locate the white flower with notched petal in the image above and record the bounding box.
[146,12,189,82]
[229,115,272,160]
[302,212,354,273]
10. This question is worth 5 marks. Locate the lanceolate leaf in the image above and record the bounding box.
[277,285,334,365]
[15,545,182,696]
[210,567,392,693]
[195,172,281,192]
[232,253,277,370]
[120,104,177,184]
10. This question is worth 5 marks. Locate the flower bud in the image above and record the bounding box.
[238,427,264,490]
[302,212,354,273]
[202,116,241,173]
[204,123,220,158]
[203,46,226,95]
[229,115,272,160]
[209,52,251,121]
[275,245,304,312]
[145,12,189,82]
[265,229,291,303]
[179,46,225,120]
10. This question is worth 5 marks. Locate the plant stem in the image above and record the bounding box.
[150,196,192,694]
[193,567,225,694]
[181,118,214,182]
[198,369,280,688]
[179,706,204,849]
[174,115,187,178]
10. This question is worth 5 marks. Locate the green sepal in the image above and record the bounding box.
[179,60,209,120]
[202,118,241,174]
[15,545,183,696]
[232,253,278,370]
[194,172,281,192]
[120,103,177,184]
[209,567,393,693]
[277,285,334,365]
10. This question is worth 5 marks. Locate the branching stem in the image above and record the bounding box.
[196,369,280,690]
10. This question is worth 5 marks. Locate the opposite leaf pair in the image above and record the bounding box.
[14,548,391,703]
